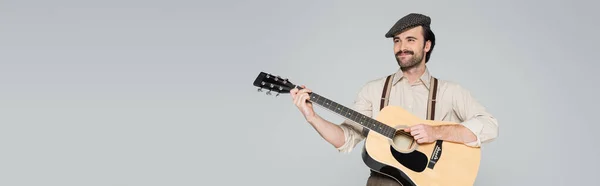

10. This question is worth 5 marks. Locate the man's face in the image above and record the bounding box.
[393,26,430,68]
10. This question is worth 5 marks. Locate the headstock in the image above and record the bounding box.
[253,72,297,96]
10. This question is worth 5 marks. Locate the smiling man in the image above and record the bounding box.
[290,13,499,185]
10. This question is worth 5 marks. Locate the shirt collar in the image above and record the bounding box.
[392,67,433,90]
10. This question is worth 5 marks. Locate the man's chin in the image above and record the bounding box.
[397,60,413,66]
[397,61,420,68]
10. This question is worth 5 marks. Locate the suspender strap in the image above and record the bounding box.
[363,74,394,136]
[379,75,439,117]
[380,74,394,110]
[427,76,439,120]
[426,76,442,170]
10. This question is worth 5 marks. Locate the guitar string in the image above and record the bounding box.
[306,92,415,140]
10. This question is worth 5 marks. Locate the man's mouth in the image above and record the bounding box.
[397,50,414,57]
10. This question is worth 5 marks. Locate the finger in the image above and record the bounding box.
[290,88,298,97]
[298,93,307,105]
[294,92,305,106]
[413,133,423,140]
[298,88,312,95]
[411,125,423,131]
[297,85,309,91]
[297,93,310,106]
[290,91,298,101]
[410,128,421,136]
[295,93,305,106]
[410,131,418,136]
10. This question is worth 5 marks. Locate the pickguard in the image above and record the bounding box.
[390,146,428,172]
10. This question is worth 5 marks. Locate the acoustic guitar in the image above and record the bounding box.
[253,72,481,186]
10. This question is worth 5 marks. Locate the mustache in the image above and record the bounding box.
[396,50,414,56]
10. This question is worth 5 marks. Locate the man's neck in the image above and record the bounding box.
[401,61,426,84]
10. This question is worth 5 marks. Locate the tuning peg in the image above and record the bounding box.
[266,90,272,95]
[257,88,263,92]
[276,93,280,97]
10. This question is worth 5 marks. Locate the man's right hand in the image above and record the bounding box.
[290,85,346,149]
[290,85,317,122]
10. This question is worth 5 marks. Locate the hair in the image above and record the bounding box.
[421,25,435,63]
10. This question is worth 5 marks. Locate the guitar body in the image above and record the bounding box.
[362,105,481,186]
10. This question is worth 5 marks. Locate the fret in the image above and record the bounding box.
[358,115,363,125]
[331,101,340,114]
[312,94,320,104]
[308,92,396,140]
[384,124,392,137]
[334,102,342,114]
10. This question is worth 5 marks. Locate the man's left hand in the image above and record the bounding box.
[404,124,439,144]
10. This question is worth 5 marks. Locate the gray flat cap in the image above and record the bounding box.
[385,13,431,38]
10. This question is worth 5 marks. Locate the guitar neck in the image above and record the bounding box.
[304,90,396,139]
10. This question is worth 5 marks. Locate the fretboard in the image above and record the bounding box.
[307,92,396,139]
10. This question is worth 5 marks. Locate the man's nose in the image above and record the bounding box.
[398,42,408,52]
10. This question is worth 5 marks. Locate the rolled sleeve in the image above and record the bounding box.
[336,81,375,153]
[337,122,366,153]
[461,117,484,147]
[453,84,499,147]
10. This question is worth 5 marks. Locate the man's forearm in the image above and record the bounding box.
[433,124,477,145]
[306,115,346,148]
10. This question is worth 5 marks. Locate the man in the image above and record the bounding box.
[290,13,498,186]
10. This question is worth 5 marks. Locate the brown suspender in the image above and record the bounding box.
[363,75,438,136]
[426,76,439,120]
[379,74,395,111]
[380,75,439,116]
[363,74,395,136]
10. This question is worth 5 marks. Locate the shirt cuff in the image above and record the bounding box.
[461,118,483,147]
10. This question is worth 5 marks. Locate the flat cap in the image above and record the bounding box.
[385,13,431,38]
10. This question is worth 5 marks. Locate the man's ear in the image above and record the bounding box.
[424,40,431,53]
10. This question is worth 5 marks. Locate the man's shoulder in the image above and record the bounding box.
[434,77,470,94]
[435,77,458,87]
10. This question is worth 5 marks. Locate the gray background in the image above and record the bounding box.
[1,0,598,185]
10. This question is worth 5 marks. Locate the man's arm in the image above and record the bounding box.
[405,124,478,145]
[290,86,346,148]
[305,114,347,148]
[451,84,499,147]
[406,84,499,147]
[290,83,373,153]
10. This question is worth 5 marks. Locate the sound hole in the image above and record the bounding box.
[391,130,416,152]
